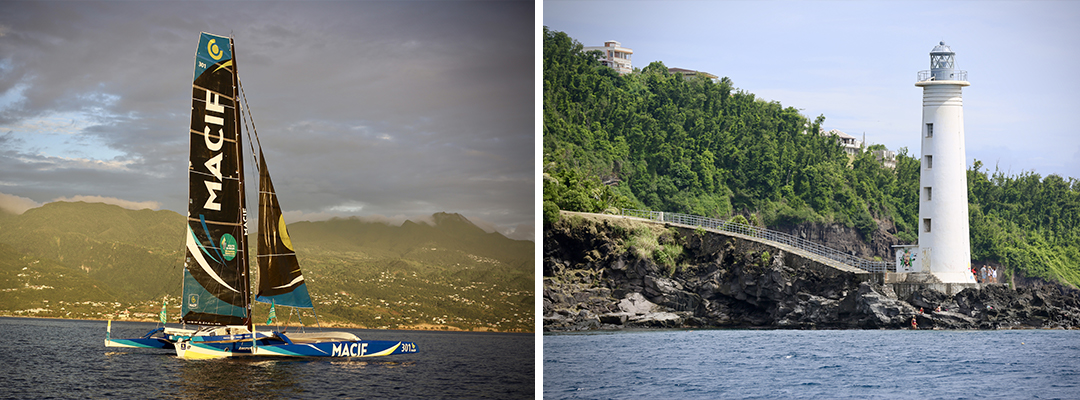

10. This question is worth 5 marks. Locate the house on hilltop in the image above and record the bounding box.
[583,40,633,75]
[821,128,898,169]
[826,129,862,156]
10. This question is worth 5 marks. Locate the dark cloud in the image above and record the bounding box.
[0,1,535,240]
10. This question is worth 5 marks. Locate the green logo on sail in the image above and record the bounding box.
[221,233,237,261]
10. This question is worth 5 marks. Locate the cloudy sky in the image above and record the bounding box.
[546,1,1080,182]
[0,1,534,240]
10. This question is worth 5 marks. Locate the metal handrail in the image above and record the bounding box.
[917,70,968,82]
[621,209,894,273]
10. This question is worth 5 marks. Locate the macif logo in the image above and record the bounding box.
[202,90,225,211]
[207,39,224,60]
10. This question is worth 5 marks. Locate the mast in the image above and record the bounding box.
[230,36,254,332]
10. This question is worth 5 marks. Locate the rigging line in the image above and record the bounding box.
[238,78,263,165]
[239,86,257,167]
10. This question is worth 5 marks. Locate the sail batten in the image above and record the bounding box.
[188,131,239,144]
[186,218,246,227]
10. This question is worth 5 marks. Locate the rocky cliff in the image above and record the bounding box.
[776,219,902,261]
[543,212,1080,331]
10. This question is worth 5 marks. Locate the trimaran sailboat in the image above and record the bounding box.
[105,32,418,359]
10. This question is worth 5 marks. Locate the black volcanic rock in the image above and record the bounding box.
[544,213,1080,331]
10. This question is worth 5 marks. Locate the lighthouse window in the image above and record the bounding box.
[924,187,932,201]
[926,123,933,138]
[925,155,933,169]
[923,218,932,233]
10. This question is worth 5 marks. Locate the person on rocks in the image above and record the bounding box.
[911,316,918,330]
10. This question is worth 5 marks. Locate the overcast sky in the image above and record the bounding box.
[546,1,1080,183]
[0,1,534,240]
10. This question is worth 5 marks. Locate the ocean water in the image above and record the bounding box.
[0,317,533,399]
[545,329,1080,399]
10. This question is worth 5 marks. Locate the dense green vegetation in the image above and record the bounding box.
[543,27,1080,287]
[0,202,533,331]
[543,27,917,239]
[968,163,1080,286]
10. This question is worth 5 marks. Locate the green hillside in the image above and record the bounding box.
[0,202,185,302]
[287,213,533,331]
[0,242,120,317]
[0,202,533,332]
[543,27,1080,287]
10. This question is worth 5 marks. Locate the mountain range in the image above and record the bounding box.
[0,201,533,332]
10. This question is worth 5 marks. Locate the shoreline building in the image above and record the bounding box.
[583,40,633,75]
[914,42,976,284]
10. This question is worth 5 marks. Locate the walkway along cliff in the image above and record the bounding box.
[543,211,1080,331]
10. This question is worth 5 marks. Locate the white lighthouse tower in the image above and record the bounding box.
[914,42,976,284]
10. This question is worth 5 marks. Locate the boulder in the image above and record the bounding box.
[628,311,683,328]
[618,292,658,315]
[855,282,914,328]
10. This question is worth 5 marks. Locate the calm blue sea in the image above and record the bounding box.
[545,329,1080,399]
[0,317,533,399]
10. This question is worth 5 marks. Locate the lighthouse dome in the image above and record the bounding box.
[930,41,954,56]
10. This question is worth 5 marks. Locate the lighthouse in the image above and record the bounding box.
[914,42,976,284]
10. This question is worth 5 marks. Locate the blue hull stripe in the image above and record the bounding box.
[181,340,418,358]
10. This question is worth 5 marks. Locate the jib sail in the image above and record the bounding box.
[255,149,314,308]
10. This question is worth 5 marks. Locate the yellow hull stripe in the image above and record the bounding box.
[363,342,401,357]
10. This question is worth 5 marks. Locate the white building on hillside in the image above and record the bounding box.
[826,129,862,156]
[583,40,633,75]
[872,149,897,169]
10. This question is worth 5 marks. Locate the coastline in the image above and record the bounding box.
[544,212,1080,332]
[0,314,533,334]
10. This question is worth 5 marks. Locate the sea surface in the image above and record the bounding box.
[545,329,1080,399]
[0,317,533,399]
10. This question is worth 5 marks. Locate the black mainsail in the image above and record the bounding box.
[182,33,251,326]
